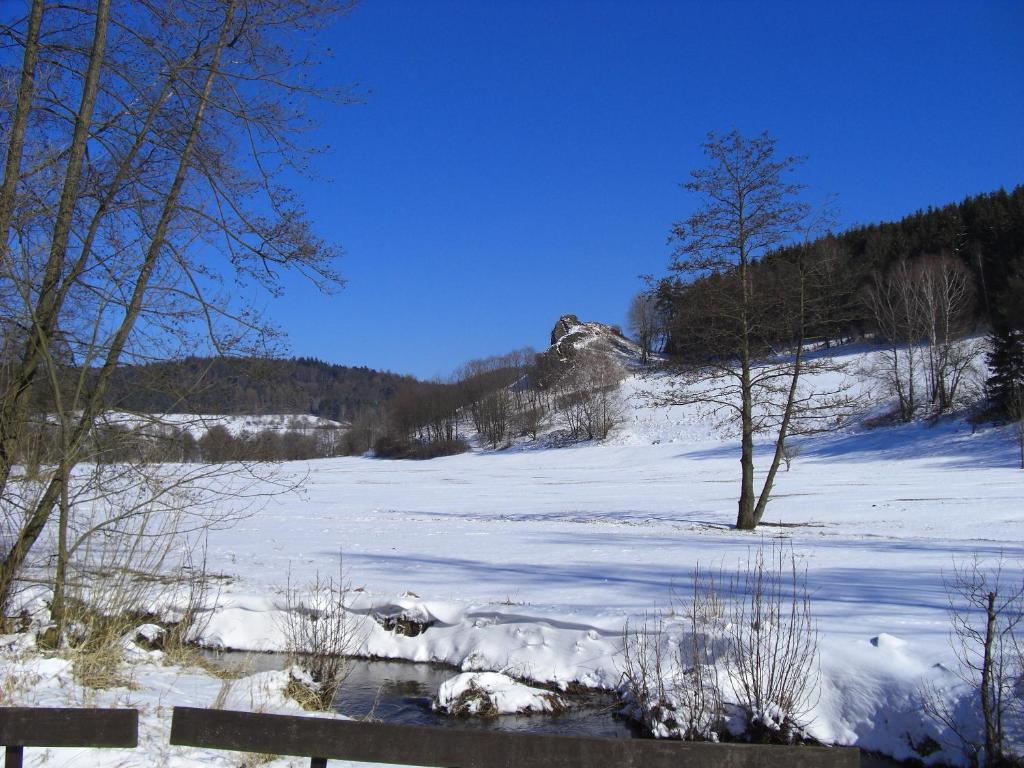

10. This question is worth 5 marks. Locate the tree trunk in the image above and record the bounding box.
[0,0,110,496]
[0,0,237,611]
[50,469,70,643]
[0,0,44,265]
[980,591,998,765]
[736,230,756,530]
[736,369,756,530]
[753,343,805,526]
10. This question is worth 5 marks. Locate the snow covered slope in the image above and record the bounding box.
[4,341,1022,766]
[189,344,1021,760]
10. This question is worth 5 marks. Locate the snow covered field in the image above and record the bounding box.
[3,347,1022,766]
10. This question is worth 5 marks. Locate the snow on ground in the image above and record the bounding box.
[2,344,1022,766]
[434,671,565,715]
[0,632,321,767]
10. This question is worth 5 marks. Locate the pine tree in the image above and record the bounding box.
[986,328,1024,416]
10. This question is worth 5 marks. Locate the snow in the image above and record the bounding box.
[0,633,320,767]
[2,343,1022,766]
[434,671,565,715]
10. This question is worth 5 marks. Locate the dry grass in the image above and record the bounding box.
[70,643,136,691]
[233,752,278,767]
[284,673,335,712]
[56,609,139,691]
[161,643,251,680]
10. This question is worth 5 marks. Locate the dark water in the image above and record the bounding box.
[201,651,903,765]
[202,652,637,739]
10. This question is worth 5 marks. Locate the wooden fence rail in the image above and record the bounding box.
[169,706,861,768]
[0,707,138,768]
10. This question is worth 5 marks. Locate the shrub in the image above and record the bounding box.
[620,542,819,744]
[373,436,469,460]
[725,542,819,743]
[620,568,725,740]
[280,563,362,711]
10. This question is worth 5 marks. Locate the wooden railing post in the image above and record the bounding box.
[4,745,23,768]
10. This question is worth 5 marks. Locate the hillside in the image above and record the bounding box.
[660,185,1024,355]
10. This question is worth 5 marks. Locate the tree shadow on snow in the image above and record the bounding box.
[676,421,1018,470]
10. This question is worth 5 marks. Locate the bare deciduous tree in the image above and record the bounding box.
[863,261,925,421]
[655,130,851,530]
[1010,387,1024,471]
[863,255,978,421]
[554,350,624,440]
[922,556,1024,768]
[918,255,977,413]
[628,291,664,365]
[0,0,351,612]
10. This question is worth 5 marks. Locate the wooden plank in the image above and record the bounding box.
[0,708,138,749]
[170,707,860,768]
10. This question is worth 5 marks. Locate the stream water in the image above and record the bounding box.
[204,652,638,738]
[202,651,898,766]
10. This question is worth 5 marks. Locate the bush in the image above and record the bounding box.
[373,436,469,460]
[725,542,818,743]
[280,566,360,711]
[620,542,819,744]
[620,568,725,741]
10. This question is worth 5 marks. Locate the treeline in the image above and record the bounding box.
[14,341,630,464]
[638,185,1024,419]
[100,357,411,422]
[354,344,626,459]
[652,186,1023,350]
[13,419,350,469]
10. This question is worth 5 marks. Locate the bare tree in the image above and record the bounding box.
[917,255,977,413]
[781,441,800,471]
[922,556,1024,767]
[628,291,663,364]
[864,255,977,420]
[725,541,819,742]
[514,388,547,440]
[554,350,624,440]
[863,261,925,421]
[0,0,351,611]
[1010,387,1024,471]
[655,130,850,530]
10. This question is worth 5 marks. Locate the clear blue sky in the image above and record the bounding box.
[269,0,1024,379]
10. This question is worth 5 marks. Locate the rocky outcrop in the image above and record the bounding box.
[547,314,642,366]
[550,314,581,346]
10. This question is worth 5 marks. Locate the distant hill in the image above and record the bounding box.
[104,356,412,422]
